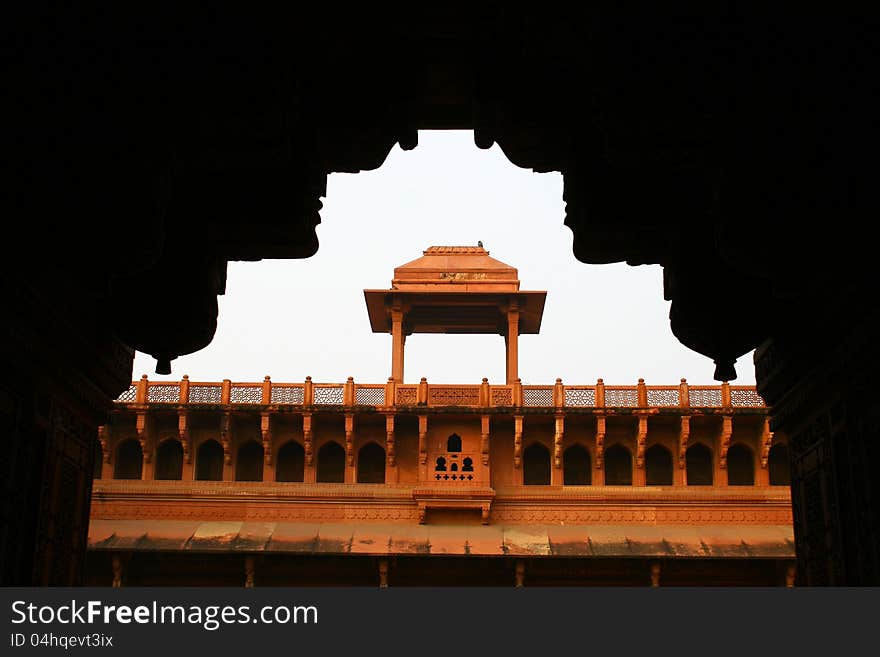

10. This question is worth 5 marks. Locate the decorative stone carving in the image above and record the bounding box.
[513,415,523,468]
[719,416,733,469]
[636,416,648,469]
[261,413,272,466]
[303,414,313,466]
[678,416,690,469]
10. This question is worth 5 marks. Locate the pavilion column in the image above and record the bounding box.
[505,303,520,385]
[391,307,406,383]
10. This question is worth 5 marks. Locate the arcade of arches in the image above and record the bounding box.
[4,9,878,586]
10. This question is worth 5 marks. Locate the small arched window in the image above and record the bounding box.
[317,441,345,483]
[768,443,791,486]
[686,443,713,485]
[462,457,474,472]
[114,439,143,480]
[196,439,224,481]
[645,444,673,486]
[604,444,632,485]
[563,444,591,485]
[235,441,264,482]
[276,441,305,482]
[155,439,183,480]
[357,442,386,483]
[523,443,551,485]
[447,434,462,452]
[727,443,754,486]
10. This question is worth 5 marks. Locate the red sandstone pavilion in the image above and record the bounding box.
[88,247,794,586]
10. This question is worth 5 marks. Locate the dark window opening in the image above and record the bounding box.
[276,441,305,482]
[435,457,447,471]
[462,457,474,472]
[113,439,143,480]
[604,444,632,485]
[686,443,713,485]
[768,443,791,486]
[357,442,386,483]
[727,443,754,486]
[563,444,591,485]
[235,441,264,482]
[317,441,345,483]
[447,434,462,452]
[196,440,224,481]
[645,444,673,486]
[523,442,551,485]
[155,439,183,480]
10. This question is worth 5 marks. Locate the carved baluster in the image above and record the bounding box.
[178,411,191,464]
[636,416,647,469]
[303,413,313,466]
[98,424,110,464]
[261,413,272,465]
[514,415,523,468]
[481,415,490,466]
[345,414,355,466]
[595,416,606,468]
[418,415,428,465]
[386,415,396,467]
[554,415,564,468]
[221,412,232,465]
[760,417,773,468]
[136,412,151,463]
[719,415,733,469]
[679,416,690,470]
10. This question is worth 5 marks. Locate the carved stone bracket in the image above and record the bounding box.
[636,416,648,469]
[303,413,313,466]
[136,412,151,463]
[178,411,191,464]
[513,415,523,468]
[678,416,690,469]
[418,415,427,465]
[386,415,396,467]
[481,415,490,466]
[595,416,606,468]
[220,412,232,465]
[345,414,355,467]
[554,415,564,468]
[261,413,272,466]
[760,417,774,468]
[98,424,110,463]
[719,415,733,469]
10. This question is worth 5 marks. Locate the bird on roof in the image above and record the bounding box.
[477,240,483,247]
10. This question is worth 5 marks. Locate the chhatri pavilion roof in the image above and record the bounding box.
[364,246,547,334]
[391,245,520,292]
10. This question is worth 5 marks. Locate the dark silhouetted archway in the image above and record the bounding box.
[155,439,183,480]
[235,441,264,482]
[604,444,632,485]
[563,444,591,485]
[276,441,305,482]
[727,443,754,486]
[447,434,462,452]
[523,442,551,485]
[113,439,142,480]
[196,440,224,481]
[317,441,345,483]
[646,444,673,486]
[686,443,713,485]
[357,442,386,483]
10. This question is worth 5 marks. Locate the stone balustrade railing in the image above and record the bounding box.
[117,376,765,409]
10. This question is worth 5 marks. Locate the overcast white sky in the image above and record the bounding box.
[135,131,755,386]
